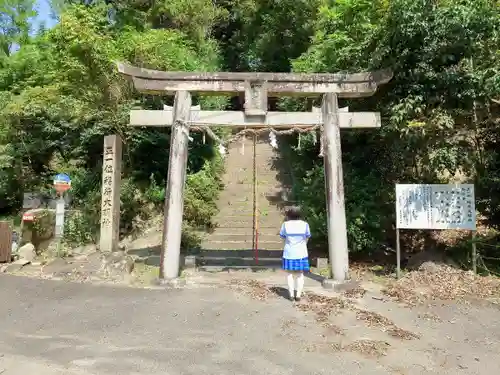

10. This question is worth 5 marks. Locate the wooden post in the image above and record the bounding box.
[0,221,12,262]
[160,91,192,280]
[322,93,349,282]
[471,230,477,274]
[396,228,401,279]
[99,135,122,252]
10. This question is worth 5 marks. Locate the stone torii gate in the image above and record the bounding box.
[114,63,392,283]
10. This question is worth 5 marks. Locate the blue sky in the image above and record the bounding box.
[33,0,58,30]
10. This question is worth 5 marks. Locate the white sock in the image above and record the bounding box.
[296,272,305,298]
[286,273,295,298]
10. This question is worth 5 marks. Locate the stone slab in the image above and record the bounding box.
[153,277,187,288]
[5,259,31,273]
[315,257,329,269]
[322,278,361,292]
[130,110,381,128]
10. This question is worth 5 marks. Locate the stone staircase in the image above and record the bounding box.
[199,135,292,269]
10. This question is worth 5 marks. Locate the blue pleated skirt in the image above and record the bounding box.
[282,257,310,272]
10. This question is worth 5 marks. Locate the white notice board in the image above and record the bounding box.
[395,184,476,230]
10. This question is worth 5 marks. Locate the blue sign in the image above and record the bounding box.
[54,173,71,183]
[54,173,71,192]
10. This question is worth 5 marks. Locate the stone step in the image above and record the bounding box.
[226,142,275,148]
[214,212,285,217]
[220,179,274,186]
[214,215,285,225]
[199,249,282,258]
[224,155,276,162]
[206,228,280,236]
[257,221,286,228]
[223,160,259,165]
[221,175,254,180]
[214,213,284,220]
[215,201,287,209]
[197,257,282,269]
[197,265,280,271]
[215,197,288,205]
[214,213,277,220]
[225,150,274,155]
[213,220,281,229]
[217,196,288,203]
[219,187,288,194]
[218,199,284,206]
[201,241,283,250]
[228,167,271,173]
[203,233,280,243]
[215,205,256,211]
[203,239,282,246]
[222,168,258,173]
[203,234,253,242]
[216,207,283,215]
[215,210,284,216]
[255,176,285,181]
[216,195,291,201]
[215,205,285,214]
[218,196,282,204]
[254,157,277,162]
[217,197,253,203]
[217,196,289,204]
[255,179,283,185]
[215,209,254,217]
[209,139,291,255]
[221,183,283,189]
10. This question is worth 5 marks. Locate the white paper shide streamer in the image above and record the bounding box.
[218,143,226,158]
[269,131,278,149]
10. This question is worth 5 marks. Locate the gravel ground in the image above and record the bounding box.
[0,273,499,375]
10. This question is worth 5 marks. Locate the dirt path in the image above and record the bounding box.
[220,274,500,375]
[0,271,499,374]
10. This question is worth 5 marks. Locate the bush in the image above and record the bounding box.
[181,223,202,252]
[184,158,223,228]
[21,209,56,251]
[64,210,98,245]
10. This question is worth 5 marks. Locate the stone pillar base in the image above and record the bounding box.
[322,279,360,292]
[154,277,187,288]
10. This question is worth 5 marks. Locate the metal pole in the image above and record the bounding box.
[322,93,349,282]
[396,228,401,279]
[471,230,477,274]
[54,194,66,238]
[160,91,192,280]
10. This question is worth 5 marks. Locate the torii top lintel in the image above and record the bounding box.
[116,62,392,98]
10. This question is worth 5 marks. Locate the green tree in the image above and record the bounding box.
[0,3,226,245]
[283,0,500,255]
[0,0,36,56]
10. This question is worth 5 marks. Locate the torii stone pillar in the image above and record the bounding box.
[117,63,392,283]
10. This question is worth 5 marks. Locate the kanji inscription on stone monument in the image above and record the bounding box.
[100,135,122,252]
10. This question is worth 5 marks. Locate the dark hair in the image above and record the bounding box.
[285,206,302,221]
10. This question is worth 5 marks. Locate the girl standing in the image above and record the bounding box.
[279,206,311,302]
